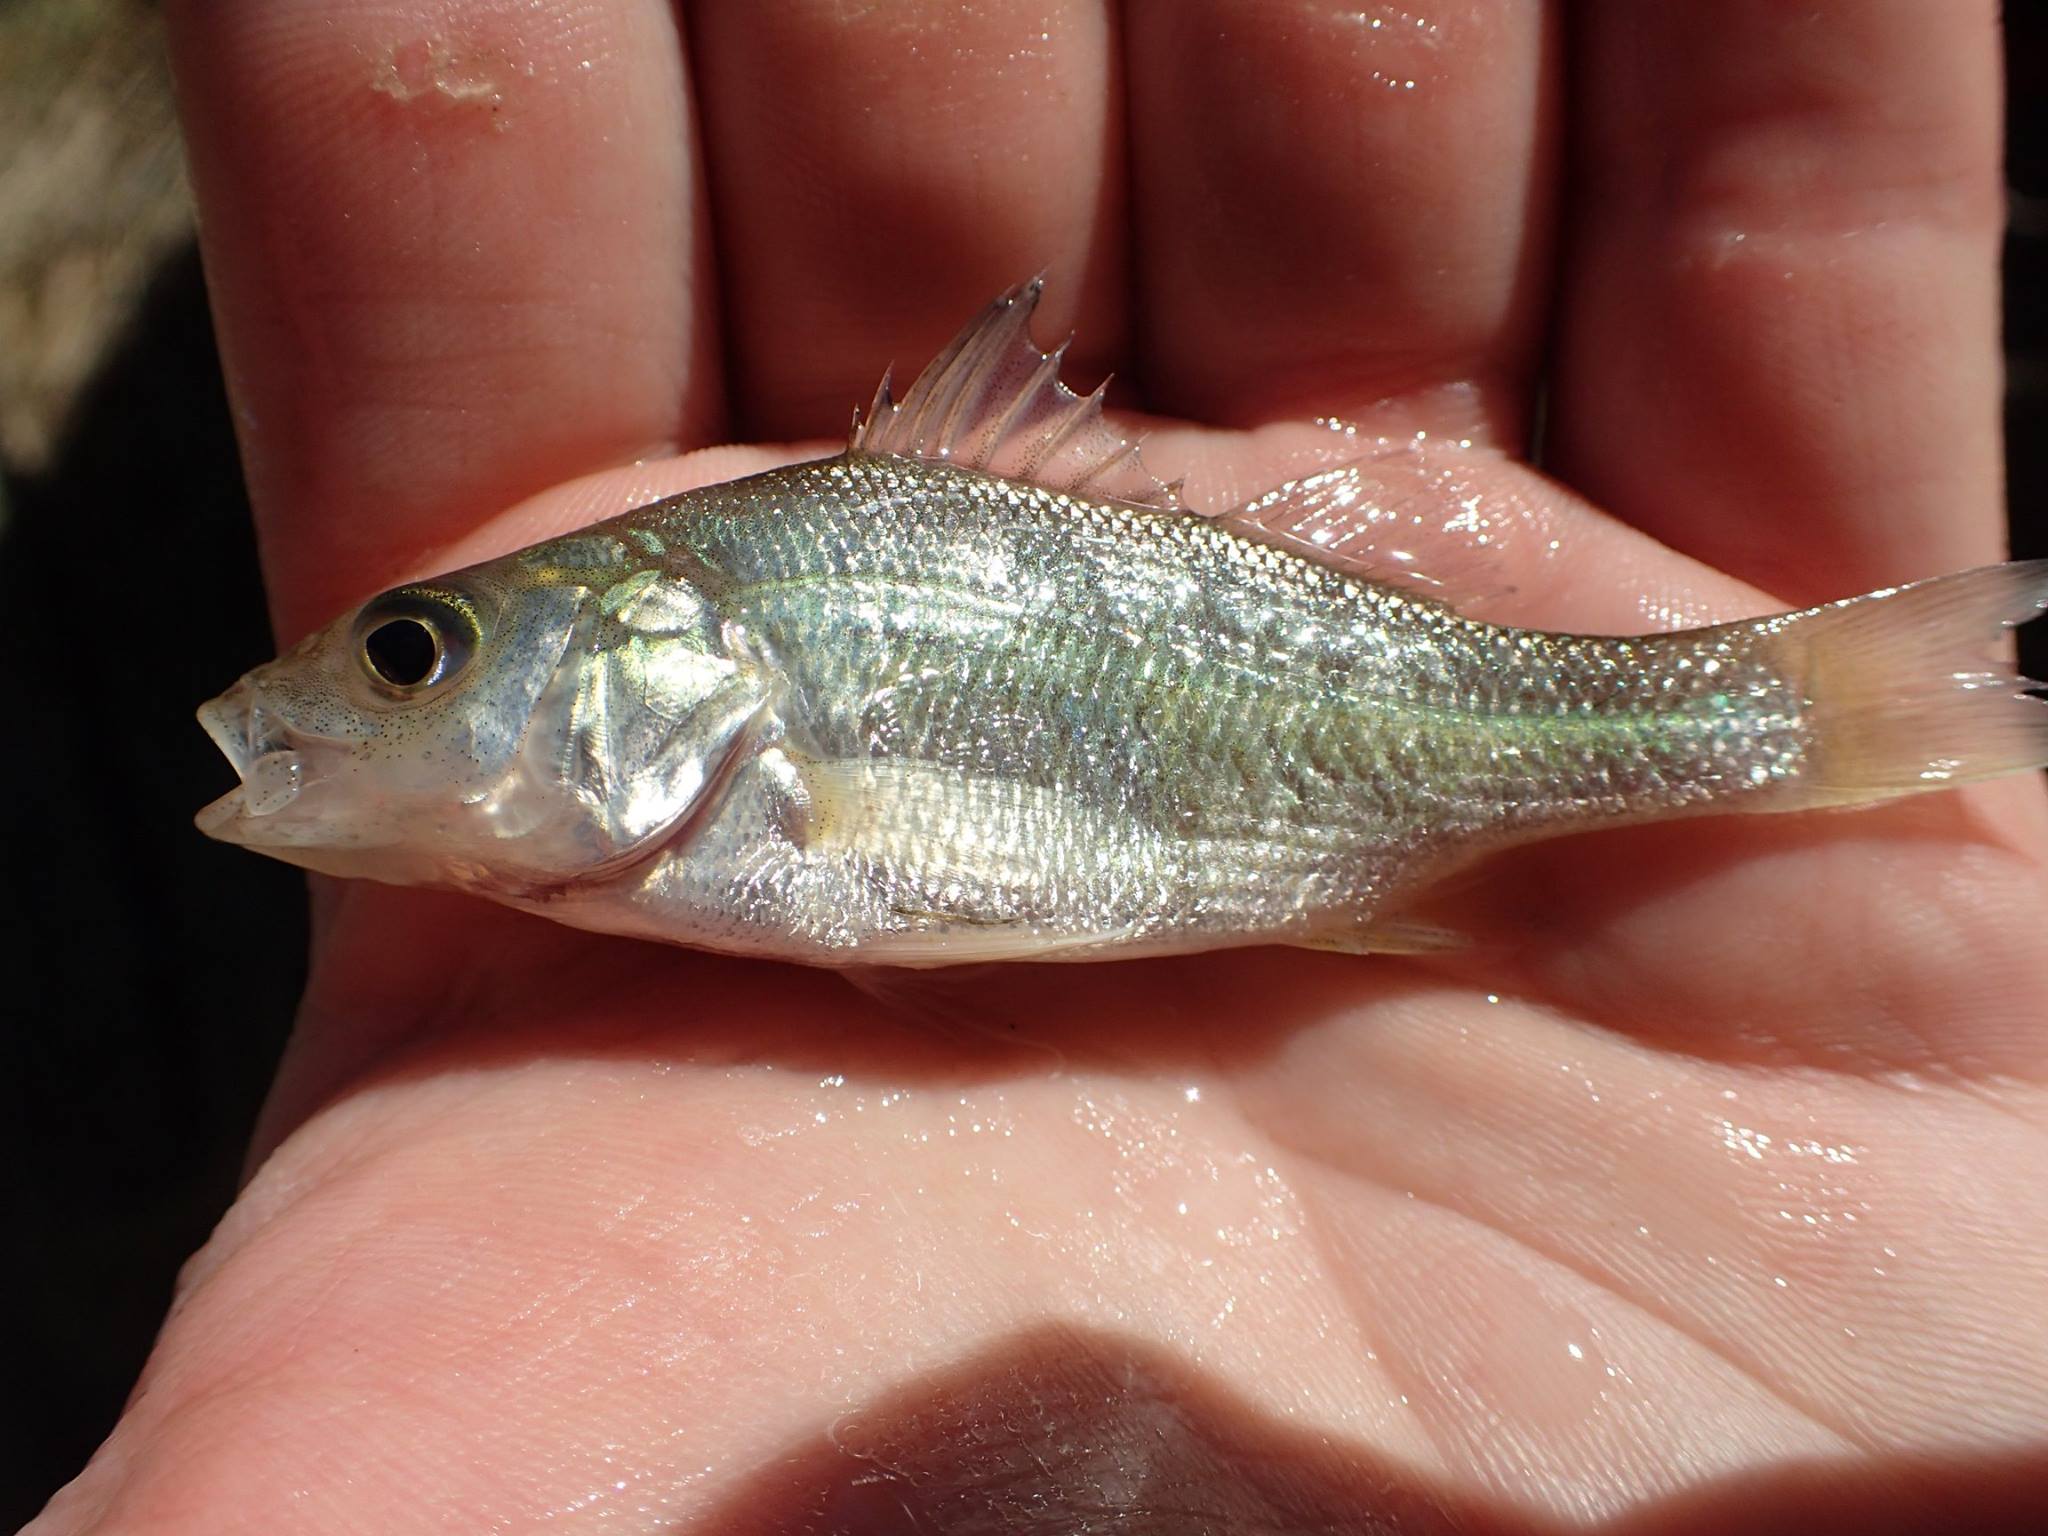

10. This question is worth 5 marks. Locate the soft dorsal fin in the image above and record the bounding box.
[1212,451,1519,609]
[851,277,1181,511]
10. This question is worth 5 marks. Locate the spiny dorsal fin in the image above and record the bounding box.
[851,277,1181,512]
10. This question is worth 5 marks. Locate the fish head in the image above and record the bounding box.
[196,546,766,892]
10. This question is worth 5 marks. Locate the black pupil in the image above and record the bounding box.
[365,618,439,686]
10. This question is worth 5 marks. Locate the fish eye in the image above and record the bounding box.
[364,617,439,686]
[353,588,479,695]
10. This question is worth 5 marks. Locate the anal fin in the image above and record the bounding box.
[1292,914,1470,956]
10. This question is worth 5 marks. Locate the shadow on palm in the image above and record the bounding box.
[683,1322,2048,1534]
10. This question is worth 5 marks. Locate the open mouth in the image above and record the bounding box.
[196,680,308,835]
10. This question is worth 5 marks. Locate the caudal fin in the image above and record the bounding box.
[1771,560,2048,807]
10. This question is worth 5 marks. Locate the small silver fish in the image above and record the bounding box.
[198,282,2048,964]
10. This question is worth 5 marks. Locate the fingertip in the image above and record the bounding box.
[688,0,1128,440]
[1126,0,1559,436]
[1548,0,2006,601]
[166,0,713,636]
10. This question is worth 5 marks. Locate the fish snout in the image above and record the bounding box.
[196,680,311,837]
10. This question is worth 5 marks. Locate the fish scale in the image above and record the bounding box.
[195,282,2048,964]
[645,455,1807,939]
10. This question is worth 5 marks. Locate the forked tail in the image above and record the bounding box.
[1764,560,2048,808]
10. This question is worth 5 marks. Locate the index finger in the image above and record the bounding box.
[166,0,715,639]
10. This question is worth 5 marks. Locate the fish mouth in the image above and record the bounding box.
[196,679,310,838]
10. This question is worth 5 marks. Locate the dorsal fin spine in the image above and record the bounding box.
[933,317,1013,459]
[1026,381,1106,485]
[979,351,1058,469]
[848,278,1179,512]
[1068,434,1140,493]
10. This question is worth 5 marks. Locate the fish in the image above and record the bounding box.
[197,280,2048,965]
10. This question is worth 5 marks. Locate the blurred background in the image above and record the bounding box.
[2,1,308,1523]
[1,0,2044,1525]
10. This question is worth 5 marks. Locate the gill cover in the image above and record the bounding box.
[543,565,774,870]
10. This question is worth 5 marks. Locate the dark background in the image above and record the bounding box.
[2,4,2044,1527]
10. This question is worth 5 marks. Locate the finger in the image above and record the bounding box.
[1547,0,2006,603]
[1125,0,1560,439]
[687,0,1126,440]
[166,0,715,638]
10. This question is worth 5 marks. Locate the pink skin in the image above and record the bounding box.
[32,1,2047,1530]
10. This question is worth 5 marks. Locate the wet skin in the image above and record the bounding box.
[32,2,2048,1531]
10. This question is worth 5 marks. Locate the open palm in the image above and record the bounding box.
[38,2,2048,1531]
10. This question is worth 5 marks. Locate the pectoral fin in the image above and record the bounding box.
[777,753,1162,965]
[785,756,1119,879]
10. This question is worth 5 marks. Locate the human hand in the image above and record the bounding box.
[34,2,2046,1530]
